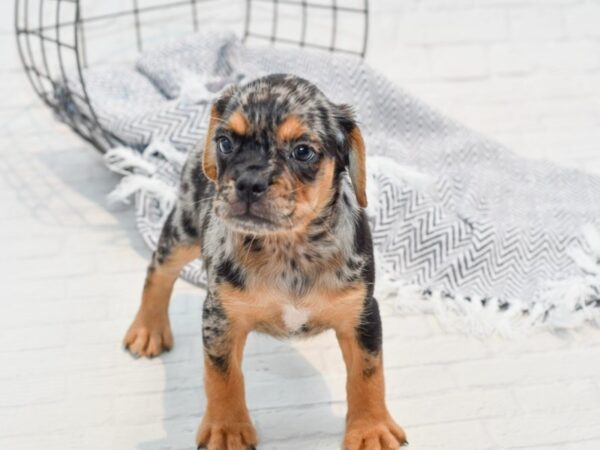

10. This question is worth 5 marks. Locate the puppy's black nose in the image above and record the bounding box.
[235,173,268,203]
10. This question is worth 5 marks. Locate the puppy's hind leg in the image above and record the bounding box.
[124,208,200,358]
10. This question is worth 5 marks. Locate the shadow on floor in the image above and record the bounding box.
[134,323,345,450]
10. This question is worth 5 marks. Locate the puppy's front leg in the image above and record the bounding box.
[124,209,200,357]
[336,296,407,450]
[197,292,257,450]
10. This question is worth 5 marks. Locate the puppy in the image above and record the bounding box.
[124,74,407,450]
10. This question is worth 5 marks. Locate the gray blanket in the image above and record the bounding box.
[58,32,600,334]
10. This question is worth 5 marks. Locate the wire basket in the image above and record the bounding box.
[15,0,369,152]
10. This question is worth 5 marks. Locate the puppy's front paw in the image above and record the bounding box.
[123,310,173,358]
[344,416,407,450]
[196,415,257,450]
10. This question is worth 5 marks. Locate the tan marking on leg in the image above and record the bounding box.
[123,244,200,358]
[276,115,307,142]
[334,301,407,450]
[311,283,366,328]
[197,329,257,450]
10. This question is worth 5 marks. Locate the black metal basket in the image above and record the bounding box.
[15,0,369,152]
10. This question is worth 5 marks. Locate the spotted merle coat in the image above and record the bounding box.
[124,74,407,450]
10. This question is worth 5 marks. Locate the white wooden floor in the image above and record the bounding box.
[2,1,600,449]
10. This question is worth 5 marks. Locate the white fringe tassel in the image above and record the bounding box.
[104,146,157,176]
[107,174,176,213]
[144,140,188,167]
[105,141,179,215]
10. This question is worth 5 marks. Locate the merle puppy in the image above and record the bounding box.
[124,74,407,450]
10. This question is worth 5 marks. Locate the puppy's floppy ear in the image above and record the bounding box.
[202,105,220,181]
[202,85,238,181]
[336,104,368,208]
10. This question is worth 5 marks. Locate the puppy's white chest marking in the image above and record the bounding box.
[281,304,311,332]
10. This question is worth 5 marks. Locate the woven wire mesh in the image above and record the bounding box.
[15,0,369,152]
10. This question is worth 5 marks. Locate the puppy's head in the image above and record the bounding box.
[203,74,367,234]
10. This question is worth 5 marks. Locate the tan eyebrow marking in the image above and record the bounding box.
[277,115,308,142]
[227,110,249,135]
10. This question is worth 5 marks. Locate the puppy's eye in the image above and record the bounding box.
[291,145,316,162]
[217,137,233,155]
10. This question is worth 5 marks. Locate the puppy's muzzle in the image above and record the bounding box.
[226,168,275,228]
[235,171,268,204]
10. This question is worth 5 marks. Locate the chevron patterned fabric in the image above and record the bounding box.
[55,32,600,333]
